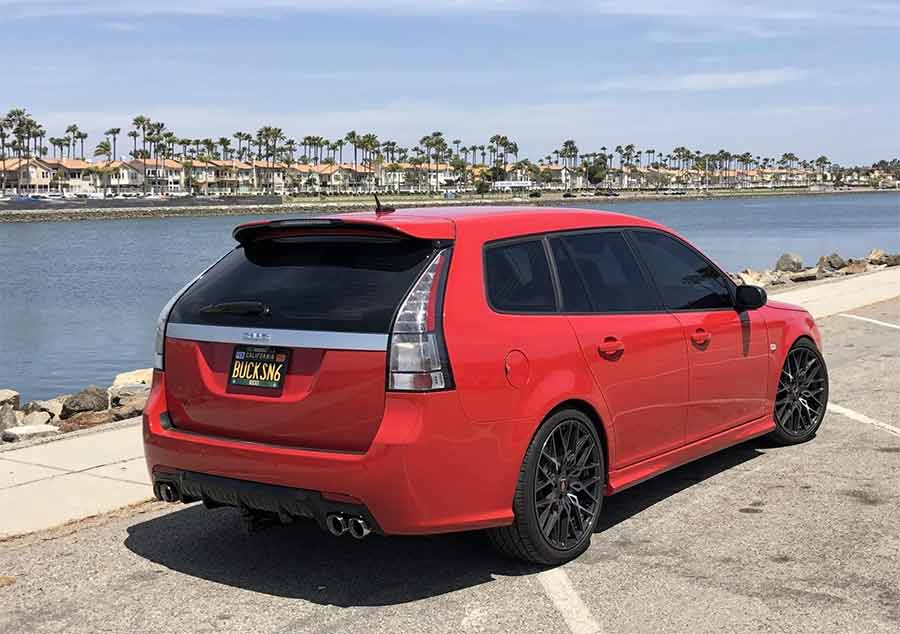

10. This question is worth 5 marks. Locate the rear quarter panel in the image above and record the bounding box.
[441,227,617,473]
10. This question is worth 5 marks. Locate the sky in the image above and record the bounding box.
[2,0,899,165]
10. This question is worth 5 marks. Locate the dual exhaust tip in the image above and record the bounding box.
[326,514,371,539]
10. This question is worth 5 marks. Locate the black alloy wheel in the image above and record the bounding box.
[534,419,603,550]
[489,409,605,565]
[770,338,828,444]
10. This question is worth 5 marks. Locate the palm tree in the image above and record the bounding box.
[75,131,88,160]
[104,128,121,161]
[131,115,150,192]
[94,139,112,161]
[218,137,231,160]
[344,130,359,175]
[127,130,139,159]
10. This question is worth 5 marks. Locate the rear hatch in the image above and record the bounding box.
[164,223,443,452]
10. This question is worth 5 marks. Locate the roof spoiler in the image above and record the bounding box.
[232,218,346,244]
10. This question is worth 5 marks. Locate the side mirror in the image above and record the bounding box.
[735,285,767,311]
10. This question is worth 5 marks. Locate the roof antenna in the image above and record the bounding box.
[374,192,395,215]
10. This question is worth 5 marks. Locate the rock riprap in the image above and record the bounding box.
[775,252,804,272]
[60,386,109,419]
[1,425,60,442]
[0,405,19,432]
[0,389,20,410]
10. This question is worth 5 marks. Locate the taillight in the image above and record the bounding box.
[388,248,453,391]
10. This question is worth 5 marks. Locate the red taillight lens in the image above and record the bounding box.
[388,248,453,392]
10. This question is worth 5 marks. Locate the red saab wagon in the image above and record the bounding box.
[144,206,828,564]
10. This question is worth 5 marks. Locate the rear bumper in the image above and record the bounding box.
[153,468,383,533]
[143,371,532,535]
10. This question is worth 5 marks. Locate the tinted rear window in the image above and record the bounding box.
[170,236,435,333]
[485,239,556,313]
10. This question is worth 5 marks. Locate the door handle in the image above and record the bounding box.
[598,337,624,355]
[691,328,712,345]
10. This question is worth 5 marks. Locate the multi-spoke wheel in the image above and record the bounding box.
[489,409,605,564]
[770,338,828,445]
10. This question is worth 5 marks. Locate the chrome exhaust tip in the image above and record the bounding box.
[348,517,371,539]
[326,514,348,536]
[157,482,180,503]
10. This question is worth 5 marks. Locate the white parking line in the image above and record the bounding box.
[537,567,603,634]
[837,314,900,331]
[828,403,900,438]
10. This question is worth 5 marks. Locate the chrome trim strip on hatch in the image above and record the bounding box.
[165,323,389,351]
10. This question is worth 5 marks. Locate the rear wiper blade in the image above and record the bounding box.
[199,301,271,316]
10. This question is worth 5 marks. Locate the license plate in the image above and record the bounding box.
[228,346,290,389]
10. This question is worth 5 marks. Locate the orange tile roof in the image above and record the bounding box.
[43,158,94,170]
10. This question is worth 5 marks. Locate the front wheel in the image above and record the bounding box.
[489,409,605,565]
[769,338,829,445]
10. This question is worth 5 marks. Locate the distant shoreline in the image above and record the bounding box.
[0,187,894,224]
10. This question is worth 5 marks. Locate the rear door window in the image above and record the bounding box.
[485,239,556,313]
[628,230,733,310]
[169,236,435,333]
[550,231,659,312]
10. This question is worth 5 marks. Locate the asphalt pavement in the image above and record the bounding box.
[1,298,898,634]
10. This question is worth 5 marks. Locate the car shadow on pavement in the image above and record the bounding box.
[597,439,765,532]
[124,440,766,607]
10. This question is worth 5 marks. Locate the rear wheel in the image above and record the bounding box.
[769,338,828,445]
[489,409,605,565]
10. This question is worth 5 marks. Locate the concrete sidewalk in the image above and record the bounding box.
[770,266,900,318]
[0,421,148,539]
[1,267,898,540]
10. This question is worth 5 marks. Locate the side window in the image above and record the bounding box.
[629,230,733,310]
[551,232,659,312]
[485,239,556,313]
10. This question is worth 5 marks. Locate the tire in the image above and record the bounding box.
[768,338,829,445]
[488,408,605,565]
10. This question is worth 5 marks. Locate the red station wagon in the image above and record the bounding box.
[144,207,829,564]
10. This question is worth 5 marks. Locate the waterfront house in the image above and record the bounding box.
[131,159,184,193]
[95,160,143,194]
[252,160,286,194]
[41,159,98,194]
[380,162,455,192]
[206,159,254,195]
[0,158,54,194]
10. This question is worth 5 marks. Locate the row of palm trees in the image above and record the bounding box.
[2,107,889,195]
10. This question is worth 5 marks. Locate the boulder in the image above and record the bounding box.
[109,369,153,407]
[844,260,868,275]
[738,269,764,286]
[886,254,900,267]
[775,252,803,272]
[0,405,18,432]
[0,389,20,410]
[816,252,846,271]
[108,383,150,408]
[111,368,153,388]
[2,425,60,443]
[866,248,888,265]
[21,411,51,427]
[61,386,108,419]
[112,396,146,421]
[790,269,818,283]
[23,398,64,420]
[57,409,117,433]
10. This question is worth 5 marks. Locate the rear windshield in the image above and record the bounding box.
[170,236,435,333]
